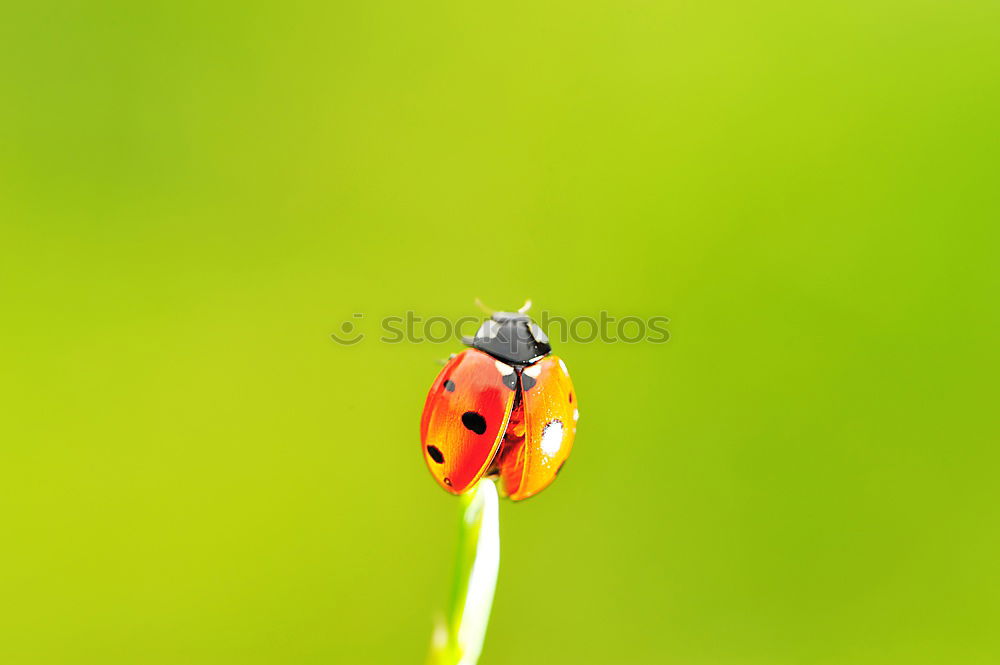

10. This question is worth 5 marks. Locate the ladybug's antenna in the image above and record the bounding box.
[517,299,532,314]
[474,298,495,315]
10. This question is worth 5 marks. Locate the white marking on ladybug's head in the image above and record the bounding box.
[558,358,568,375]
[529,322,549,344]
[523,364,542,378]
[494,360,514,376]
[573,408,579,421]
[540,420,564,457]
[477,319,500,339]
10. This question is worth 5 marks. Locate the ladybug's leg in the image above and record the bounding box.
[434,353,456,366]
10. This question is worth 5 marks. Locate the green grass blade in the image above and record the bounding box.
[428,479,500,665]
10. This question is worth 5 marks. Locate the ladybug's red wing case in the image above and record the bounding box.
[421,349,517,494]
[499,355,578,500]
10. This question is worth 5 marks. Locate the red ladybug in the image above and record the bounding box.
[420,302,578,500]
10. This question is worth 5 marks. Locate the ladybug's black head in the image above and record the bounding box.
[468,309,551,366]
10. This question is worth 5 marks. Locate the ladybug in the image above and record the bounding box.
[420,301,578,500]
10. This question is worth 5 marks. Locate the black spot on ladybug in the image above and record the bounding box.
[426,445,444,464]
[521,373,537,391]
[568,391,573,403]
[443,379,456,392]
[461,411,488,435]
[443,477,453,486]
[502,373,517,391]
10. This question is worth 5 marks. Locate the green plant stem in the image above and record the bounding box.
[427,479,500,665]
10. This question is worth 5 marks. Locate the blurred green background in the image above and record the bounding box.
[2,2,998,664]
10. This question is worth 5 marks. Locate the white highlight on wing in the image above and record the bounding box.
[558,358,569,375]
[523,364,542,378]
[540,420,564,457]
